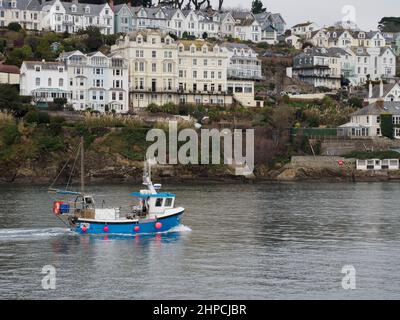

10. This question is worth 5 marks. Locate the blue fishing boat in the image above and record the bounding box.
[49,137,185,235]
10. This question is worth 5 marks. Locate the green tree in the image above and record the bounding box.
[378,17,400,32]
[24,110,40,124]
[8,22,22,32]
[78,26,104,52]
[5,45,33,67]
[36,38,54,60]
[251,0,266,14]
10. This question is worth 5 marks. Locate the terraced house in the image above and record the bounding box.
[41,0,114,34]
[20,50,129,113]
[114,2,134,34]
[0,0,41,30]
[111,30,259,109]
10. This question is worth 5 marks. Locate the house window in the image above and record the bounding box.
[35,78,40,86]
[59,78,64,87]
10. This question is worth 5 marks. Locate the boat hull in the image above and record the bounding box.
[72,211,184,235]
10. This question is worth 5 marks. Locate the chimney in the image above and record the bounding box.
[108,0,114,10]
[127,1,131,8]
[362,100,369,107]
[376,99,385,109]
[368,81,373,98]
[379,79,384,98]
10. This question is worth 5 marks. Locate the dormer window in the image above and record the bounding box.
[85,6,90,14]
[35,66,41,72]
[333,32,337,38]
[11,0,16,8]
[71,5,77,13]
[137,35,142,44]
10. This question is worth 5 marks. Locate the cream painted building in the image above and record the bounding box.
[111,30,257,109]
[0,63,19,84]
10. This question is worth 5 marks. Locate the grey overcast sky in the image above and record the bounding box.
[211,0,400,31]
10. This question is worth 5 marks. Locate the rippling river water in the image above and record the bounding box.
[1,182,400,299]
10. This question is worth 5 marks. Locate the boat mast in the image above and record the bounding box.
[80,136,84,195]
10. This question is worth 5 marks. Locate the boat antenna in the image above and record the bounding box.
[80,136,85,195]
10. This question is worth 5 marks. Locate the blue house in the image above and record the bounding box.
[114,3,135,34]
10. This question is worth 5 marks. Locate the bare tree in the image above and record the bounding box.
[190,0,208,10]
[175,0,187,8]
[218,0,224,11]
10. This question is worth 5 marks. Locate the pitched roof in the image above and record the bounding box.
[292,21,314,28]
[0,0,41,11]
[0,63,20,74]
[22,60,65,70]
[370,83,399,99]
[351,101,400,116]
[43,1,108,16]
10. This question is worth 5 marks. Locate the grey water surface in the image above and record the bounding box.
[0,182,399,299]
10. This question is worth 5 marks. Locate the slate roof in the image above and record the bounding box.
[370,83,399,99]
[42,1,108,16]
[352,101,400,116]
[0,0,41,11]
[22,61,65,70]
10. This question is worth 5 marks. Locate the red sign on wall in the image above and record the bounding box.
[338,160,344,166]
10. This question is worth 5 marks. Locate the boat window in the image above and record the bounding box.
[165,198,173,207]
[155,198,163,207]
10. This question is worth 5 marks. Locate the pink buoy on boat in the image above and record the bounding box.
[155,222,162,230]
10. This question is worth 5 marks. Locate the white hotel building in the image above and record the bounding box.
[111,30,258,109]
[20,51,129,113]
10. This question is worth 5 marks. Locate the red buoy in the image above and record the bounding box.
[82,226,87,233]
[103,226,109,232]
[155,222,162,230]
[134,225,140,232]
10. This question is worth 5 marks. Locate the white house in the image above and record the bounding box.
[338,101,400,139]
[291,21,319,37]
[232,11,262,43]
[220,43,263,80]
[20,60,70,103]
[20,50,129,113]
[57,50,129,113]
[0,0,42,30]
[286,34,302,49]
[41,0,114,35]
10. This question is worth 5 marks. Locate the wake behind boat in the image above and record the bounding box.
[49,137,185,235]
